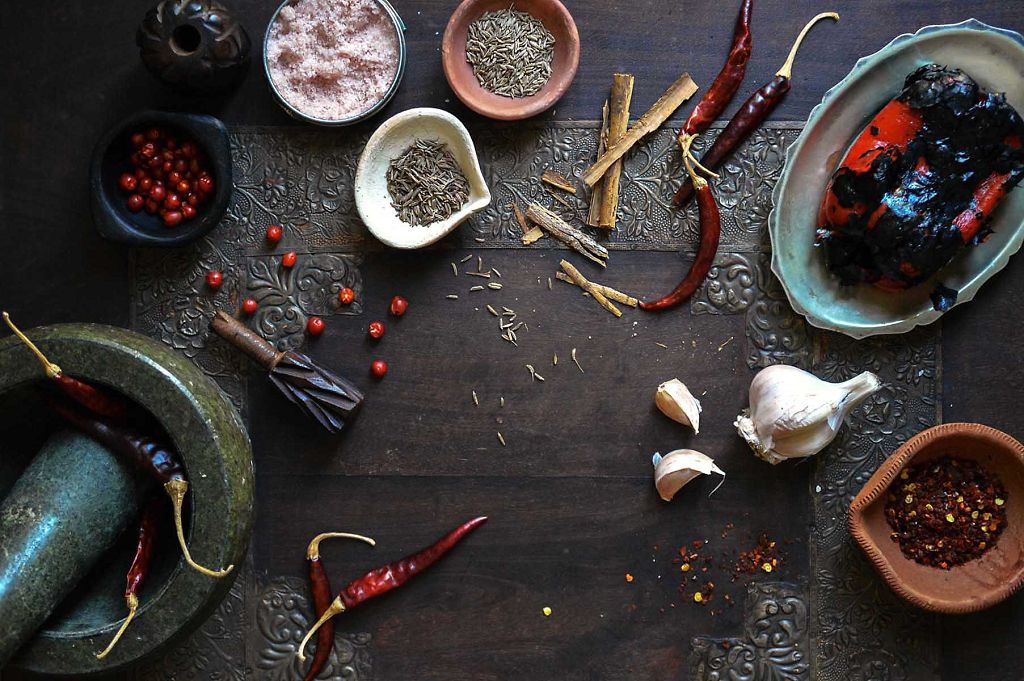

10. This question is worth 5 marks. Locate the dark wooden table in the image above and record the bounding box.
[2,1,1024,679]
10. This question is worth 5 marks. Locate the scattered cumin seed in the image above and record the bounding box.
[572,348,584,373]
[446,294,459,299]
[474,237,485,242]
[500,396,505,407]
[488,282,503,290]
[470,285,485,292]
[478,256,483,271]
[553,353,558,366]
[467,271,491,278]
[503,306,514,314]
[472,390,479,406]
[717,337,734,352]
[451,262,459,276]
[497,432,506,447]
[547,277,552,290]
[493,267,502,278]
[655,342,668,349]
[487,304,499,316]
[460,254,474,263]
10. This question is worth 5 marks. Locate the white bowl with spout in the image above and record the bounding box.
[355,107,491,249]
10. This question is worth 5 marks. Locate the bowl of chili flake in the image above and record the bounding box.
[850,423,1024,613]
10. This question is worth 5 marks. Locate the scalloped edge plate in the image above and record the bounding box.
[769,19,1024,338]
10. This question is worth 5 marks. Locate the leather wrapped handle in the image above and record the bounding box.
[210,311,282,369]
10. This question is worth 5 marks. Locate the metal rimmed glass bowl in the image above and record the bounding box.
[262,0,407,126]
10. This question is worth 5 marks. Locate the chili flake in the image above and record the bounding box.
[625,573,634,583]
[884,456,1007,569]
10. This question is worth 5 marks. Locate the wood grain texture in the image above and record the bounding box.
[1,1,1024,680]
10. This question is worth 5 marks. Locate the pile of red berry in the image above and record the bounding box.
[118,127,215,227]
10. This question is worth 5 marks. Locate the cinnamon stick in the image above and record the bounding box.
[526,203,608,267]
[512,203,545,244]
[586,100,610,227]
[541,169,576,194]
[559,260,621,317]
[598,74,635,228]
[581,72,698,187]
[555,271,638,307]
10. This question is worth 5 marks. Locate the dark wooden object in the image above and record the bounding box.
[1,1,1024,680]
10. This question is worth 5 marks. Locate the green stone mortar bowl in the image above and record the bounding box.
[0,323,254,675]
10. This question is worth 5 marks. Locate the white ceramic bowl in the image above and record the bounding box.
[770,20,1024,338]
[354,108,491,249]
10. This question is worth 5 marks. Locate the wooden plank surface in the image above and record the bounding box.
[1,1,1023,680]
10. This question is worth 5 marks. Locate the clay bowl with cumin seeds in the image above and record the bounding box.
[441,0,579,121]
[849,423,1024,614]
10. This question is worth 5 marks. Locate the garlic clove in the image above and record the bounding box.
[734,365,881,464]
[655,379,702,433]
[652,449,725,501]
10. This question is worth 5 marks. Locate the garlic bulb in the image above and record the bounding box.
[652,449,725,501]
[655,379,702,433]
[734,365,881,465]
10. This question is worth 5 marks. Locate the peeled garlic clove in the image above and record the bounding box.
[734,365,881,464]
[655,379,702,433]
[652,449,725,501]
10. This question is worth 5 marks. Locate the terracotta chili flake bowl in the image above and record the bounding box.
[441,0,579,121]
[849,423,1024,613]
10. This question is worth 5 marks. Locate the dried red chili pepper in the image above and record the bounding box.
[95,496,164,659]
[640,180,721,311]
[676,0,754,176]
[4,312,129,423]
[302,532,376,681]
[297,516,488,662]
[48,397,233,578]
[675,12,839,206]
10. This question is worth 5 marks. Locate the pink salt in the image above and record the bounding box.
[267,0,400,120]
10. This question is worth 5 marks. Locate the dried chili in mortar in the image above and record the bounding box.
[302,532,375,681]
[96,496,164,659]
[3,312,128,423]
[297,517,488,662]
[48,397,233,578]
[674,12,839,206]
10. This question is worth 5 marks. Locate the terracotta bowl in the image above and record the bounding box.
[441,0,579,121]
[849,423,1024,613]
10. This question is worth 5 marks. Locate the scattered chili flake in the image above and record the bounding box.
[734,534,783,579]
[885,456,1007,569]
[542,606,552,617]
[693,592,703,603]
[625,573,634,583]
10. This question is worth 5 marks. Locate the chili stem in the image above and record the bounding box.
[95,594,138,660]
[297,597,346,662]
[3,312,61,378]
[308,532,376,560]
[165,479,234,578]
[776,12,839,79]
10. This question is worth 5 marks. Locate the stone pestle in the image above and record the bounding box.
[0,430,146,666]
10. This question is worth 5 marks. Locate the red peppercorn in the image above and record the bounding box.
[205,270,223,289]
[338,287,355,305]
[141,142,157,159]
[131,132,146,147]
[176,180,190,194]
[149,184,166,201]
[242,298,258,315]
[197,175,214,193]
[370,359,388,378]
[181,204,197,220]
[127,194,145,212]
[162,160,173,173]
[187,193,200,206]
[139,176,153,192]
[162,210,183,227]
[119,173,138,192]
[282,251,297,268]
[368,321,385,340]
[266,224,283,244]
[163,193,182,210]
[168,171,183,185]
[306,316,325,336]
[145,199,159,214]
[389,295,409,317]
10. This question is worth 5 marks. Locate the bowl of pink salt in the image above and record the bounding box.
[263,0,406,126]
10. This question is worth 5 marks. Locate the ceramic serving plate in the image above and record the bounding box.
[769,20,1024,338]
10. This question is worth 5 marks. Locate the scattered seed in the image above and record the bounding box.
[478,256,483,272]
[467,271,491,278]
[572,348,583,373]
[488,282,503,290]
[547,277,552,290]
[542,606,552,617]
[474,237,485,242]
[472,390,479,406]
[655,342,668,349]
[500,396,505,407]
[446,294,459,299]
[487,304,499,316]
[717,337,735,352]
[497,432,506,446]
[503,306,514,314]
[492,267,502,278]
[460,254,474,263]
[451,262,459,276]
[470,285,485,292]
[553,353,558,366]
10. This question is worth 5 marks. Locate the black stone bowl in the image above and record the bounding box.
[90,111,232,247]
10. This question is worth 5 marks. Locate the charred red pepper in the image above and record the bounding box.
[4,312,128,423]
[297,517,488,662]
[816,64,1024,310]
[48,397,233,578]
[640,180,722,311]
[302,532,375,681]
[674,12,838,206]
[95,496,164,659]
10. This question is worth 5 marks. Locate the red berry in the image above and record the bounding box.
[306,316,325,336]
[161,150,174,163]
[127,194,144,212]
[368,321,385,340]
[141,142,157,158]
[181,204,197,220]
[131,132,146,147]
[338,287,355,305]
[168,171,183,185]
[145,199,159,214]
[163,193,182,210]
[370,359,388,378]
[242,298,258,315]
[119,173,137,192]
[282,251,297,268]
[139,176,153,192]
[149,184,166,201]
[197,175,214,193]
[205,270,223,289]
[162,160,173,173]
[162,210,183,227]
[187,192,200,206]
[146,127,161,141]
[176,180,190,194]
[266,224,283,244]
[389,295,408,317]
